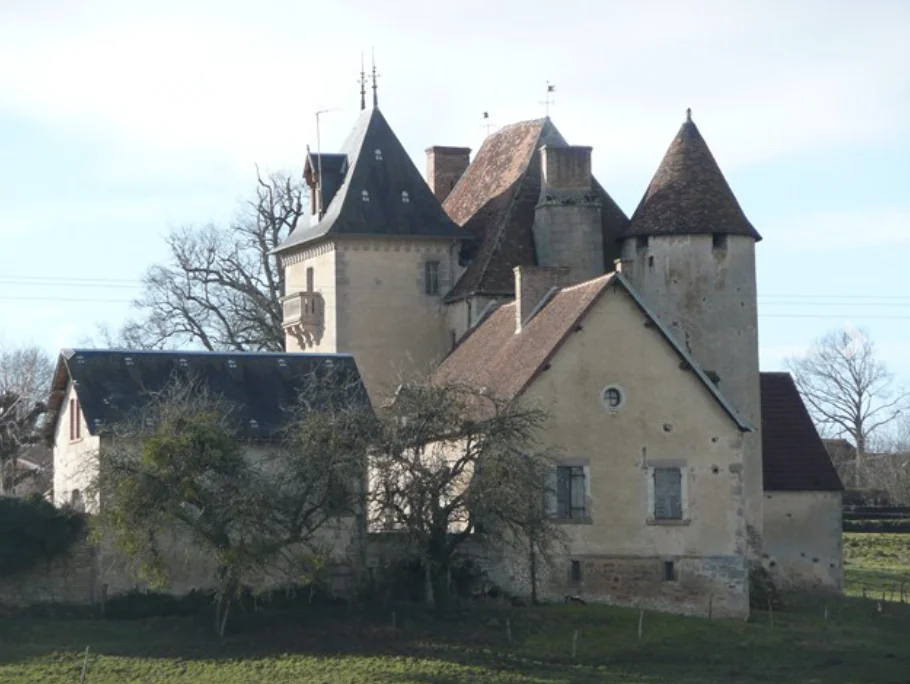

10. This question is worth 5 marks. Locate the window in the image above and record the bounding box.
[570,560,582,583]
[653,467,683,520]
[424,260,440,296]
[306,266,315,292]
[712,233,727,251]
[69,398,81,441]
[663,561,676,582]
[556,466,586,519]
[636,235,649,251]
[601,385,626,411]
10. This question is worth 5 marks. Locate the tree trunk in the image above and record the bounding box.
[529,541,538,605]
[429,560,450,618]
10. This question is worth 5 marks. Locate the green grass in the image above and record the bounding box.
[844,532,910,598]
[0,535,908,683]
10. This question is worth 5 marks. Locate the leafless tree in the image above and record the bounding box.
[93,368,372,637]
[112,169,306,352]
[368,381,563,614]
[0,344,54,494]
[787,328,908,484]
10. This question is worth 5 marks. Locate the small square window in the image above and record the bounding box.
[636,236,649,251]
[663,561,676,582]
[712,233,727,251]
[424,260,440,296]
[570,560,582,583]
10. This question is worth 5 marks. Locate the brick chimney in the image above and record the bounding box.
[532,145,605,283]
[425,146,471,203]
[514,266,569,333]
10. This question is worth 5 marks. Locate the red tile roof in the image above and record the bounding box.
[622,113,761,241]
[443,118,628,301]
[760,372,843,491]
[435,272,750,432]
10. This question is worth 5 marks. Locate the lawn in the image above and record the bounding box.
[0,534,908,683]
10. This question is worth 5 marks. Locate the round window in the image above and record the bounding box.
[601,385,626,410]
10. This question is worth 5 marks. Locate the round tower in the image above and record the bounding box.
[618,110,764,551]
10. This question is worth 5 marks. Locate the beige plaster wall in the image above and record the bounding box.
[762,491,843,593]
[511,283,749,617]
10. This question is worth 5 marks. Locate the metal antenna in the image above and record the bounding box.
[315,107,339,218]
[358,53,367,111]
[371,47,379,108]
[540,81,556,117]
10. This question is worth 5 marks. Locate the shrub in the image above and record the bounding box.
[0,495,86,577]
[843,519,910,534]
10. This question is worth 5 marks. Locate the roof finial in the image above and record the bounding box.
[686,107,692,123]
[371,47,379,108]
[358,52,366,111]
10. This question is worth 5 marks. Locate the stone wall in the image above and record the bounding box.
[762,491,843,593]
[0,540,97,608]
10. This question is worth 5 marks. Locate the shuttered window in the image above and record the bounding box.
[653,467,683,520]
[556,466,586,519]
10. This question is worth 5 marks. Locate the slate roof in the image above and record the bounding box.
[435,272,751,431]
[760,372,843,491]
[276,108,466,254]
[622,113,762,241]
[44,350,370,443]
[443,118,629,302]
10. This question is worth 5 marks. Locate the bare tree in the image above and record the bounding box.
[368,381,563,615]
[94,370,371,637]
[113,169,306,352]
[0,344,54,494]
[787,328,908,484]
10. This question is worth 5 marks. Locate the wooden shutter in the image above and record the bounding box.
[653,468,682,520]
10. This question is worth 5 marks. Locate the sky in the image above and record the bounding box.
[1,0,908,386]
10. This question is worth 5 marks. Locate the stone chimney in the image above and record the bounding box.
[514,266,570,333]
[532,145,605,283]
[425,146,471,202]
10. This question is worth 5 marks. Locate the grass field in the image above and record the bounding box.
[0,533,908,683]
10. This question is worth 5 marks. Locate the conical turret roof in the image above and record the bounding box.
[622,112,761,241]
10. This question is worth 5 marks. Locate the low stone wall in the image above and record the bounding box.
[0,540,97,608]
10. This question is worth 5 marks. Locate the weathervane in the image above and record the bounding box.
[358,53,367,110]
[540,81,555,117]
[481,111,495,137]
[371,47,380,108]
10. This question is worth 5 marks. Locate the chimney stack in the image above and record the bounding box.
[425,146,471,203]
[514,266,569,333]
[532,145,604,283]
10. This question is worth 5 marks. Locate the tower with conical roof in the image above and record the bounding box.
[617,110,764,547]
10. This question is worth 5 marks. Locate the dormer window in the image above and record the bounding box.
[362,189,370,203]
[227,359,238,369]
[374,149,382,161]
[401,191,410,203]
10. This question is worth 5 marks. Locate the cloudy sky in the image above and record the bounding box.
[1,0,908,383]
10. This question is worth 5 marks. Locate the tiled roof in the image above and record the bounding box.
[622,113,761,241]
[443,118,629,301]
[44,350,370,443]
[760,372,843,491]
[435,272,750,431]
[276,108,466,254]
